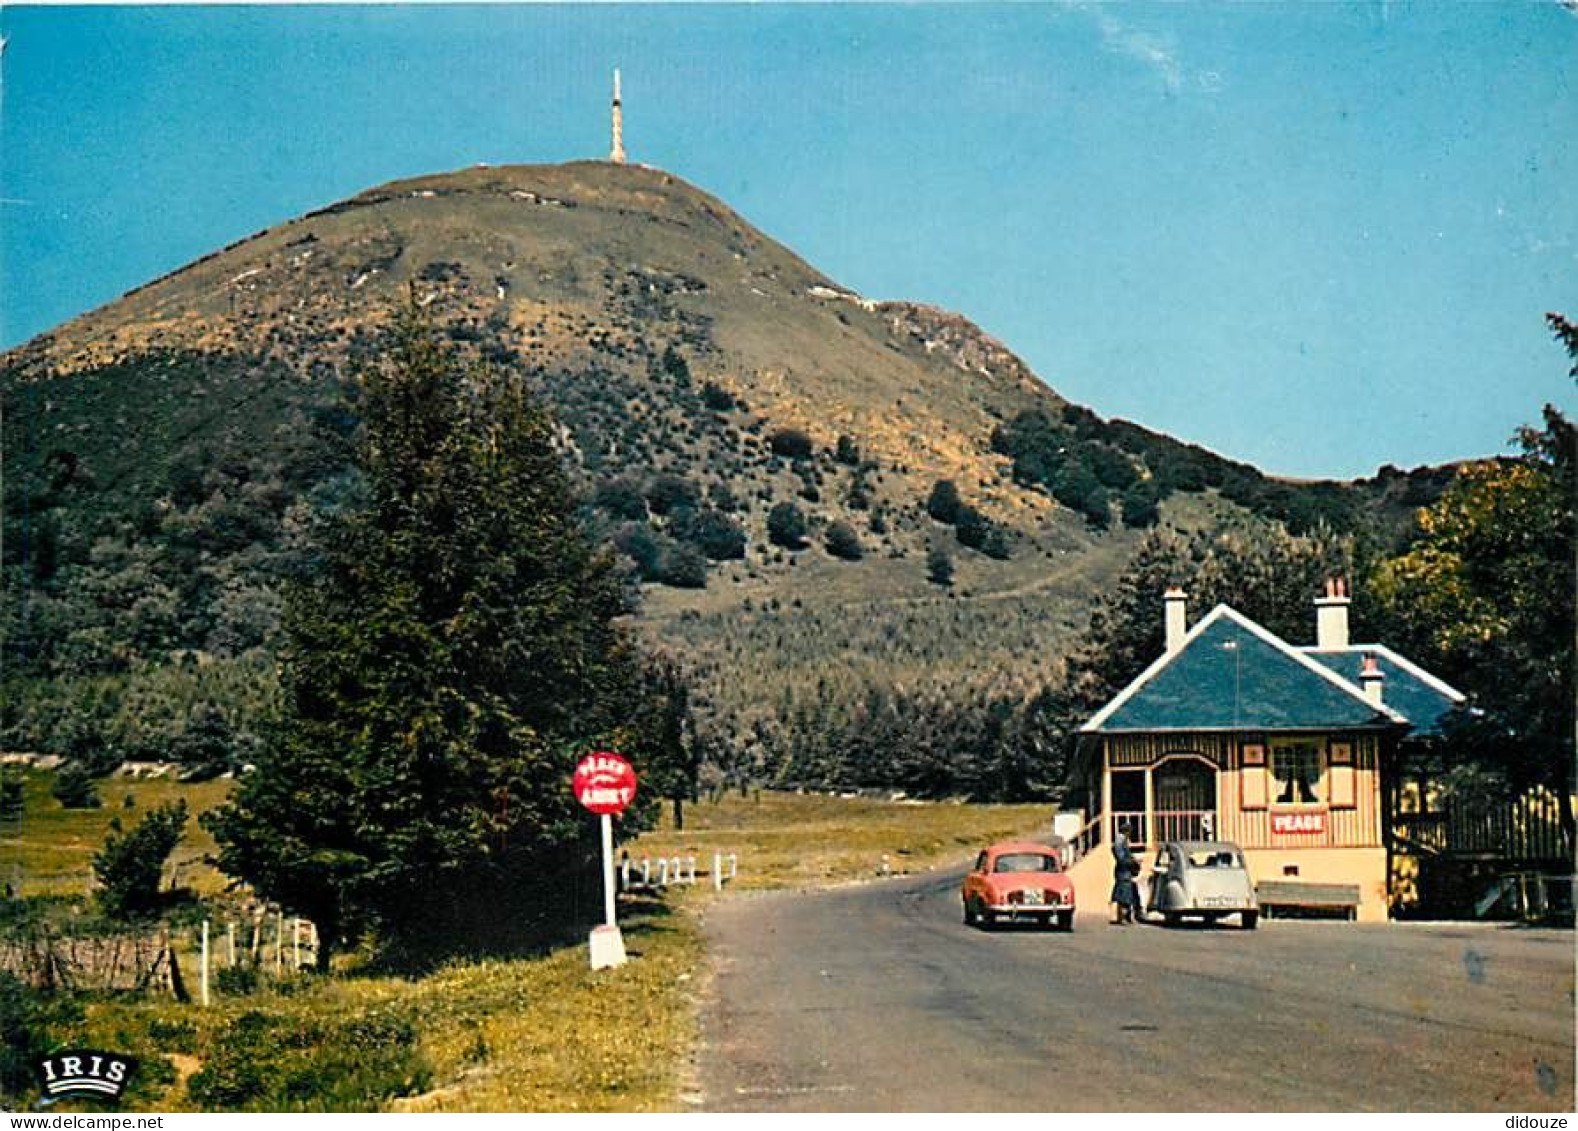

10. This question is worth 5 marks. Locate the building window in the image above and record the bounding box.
[1271,743,1322,805]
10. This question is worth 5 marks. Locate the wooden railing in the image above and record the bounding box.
[1112,809,1216,850]
[1394,790,1569,863]
[1067,811,1105,867]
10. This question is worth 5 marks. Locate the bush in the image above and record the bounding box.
[612,523,662,580]
[645,475,701,516]
[834,435,861,466]
[51,761,101,809]
[700,382,736,411]
[768,429,814,460]
[0,972,83,1097]
[592,477,649,520]
[825,521,863,561]
[656,543,708,589]
[214,964,260,996]
[93,799,188,919]
[767,502,808,549]
[926,544,954,587]
[683,510,747,561]
[926,480,963,525]
[0,767,22,824]
[187,1007,429,1111]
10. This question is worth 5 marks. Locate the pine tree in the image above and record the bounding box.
[205,302,669,966]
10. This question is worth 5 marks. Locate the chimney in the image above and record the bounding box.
[1359,652,1385,707]
[1315,576,1350,651]
[1164,588,1187,655]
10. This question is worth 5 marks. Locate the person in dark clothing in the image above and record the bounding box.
[1110,834,1142,925]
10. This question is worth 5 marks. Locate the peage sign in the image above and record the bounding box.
[574,752,637,815]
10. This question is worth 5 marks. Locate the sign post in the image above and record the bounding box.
[573,751,637,971]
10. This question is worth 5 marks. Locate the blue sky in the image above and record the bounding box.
[1,3,1574,479]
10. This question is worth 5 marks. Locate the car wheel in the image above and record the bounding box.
[1241,911,1259,931]
[1057,910,1074,932]
[963,899,977,926]
[977,904,996,931]
[1163,912,1181,928]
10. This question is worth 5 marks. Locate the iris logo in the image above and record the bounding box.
[35,1050,138,1102]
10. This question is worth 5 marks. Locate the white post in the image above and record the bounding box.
[620,856,631,891]
[713,852,723,891]
[274,911,283,977]
[227,921,236,968]
[729,853,738,880]
[688,857,697,884]
[601,814,616,927]
[200,920,210,1007]
[641,857,651,885]
[588,812,627,970]
[293,918,301,972]
[658,858,669,886]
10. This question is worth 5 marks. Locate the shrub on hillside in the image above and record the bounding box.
[926,544,954,588]
[768,428,814,461]
[825,521,864,561]
[767,502,809,549]
[51,761,101,809]
[926,480,963,525]
[94,799,188,919]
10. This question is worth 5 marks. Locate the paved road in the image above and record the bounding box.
[696,872,1575,1112]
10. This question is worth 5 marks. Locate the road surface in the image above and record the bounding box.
[695,871,1575,1112]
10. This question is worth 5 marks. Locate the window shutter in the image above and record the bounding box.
[1329,764,1356,809]
[1240,766,1267,810]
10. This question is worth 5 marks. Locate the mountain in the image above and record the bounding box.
[0,161,1452,791]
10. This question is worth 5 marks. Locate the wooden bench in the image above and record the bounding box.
[1255,880,1361,920]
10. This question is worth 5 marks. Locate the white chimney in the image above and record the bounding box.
[1359,652,1385,707]
[1164,588,1187,655]
[1315,577,1350,651]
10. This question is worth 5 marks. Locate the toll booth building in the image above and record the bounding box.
[1068,584,1462,922]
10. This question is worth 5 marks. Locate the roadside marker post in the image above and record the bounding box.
[573,751,637,971]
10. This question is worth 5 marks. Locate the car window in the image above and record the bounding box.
[1187,849,1241,869]
[992,852,1059,874]
[974,851,989,872]
[1153,848,1171,870]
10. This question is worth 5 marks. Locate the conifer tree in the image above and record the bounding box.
[205,301,674,965]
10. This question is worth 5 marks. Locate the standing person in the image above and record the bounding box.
[1110,833,1141,925]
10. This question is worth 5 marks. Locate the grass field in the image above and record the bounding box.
[3,769,233,898]
[627,790,1054,891]
[5,772,1053,1111]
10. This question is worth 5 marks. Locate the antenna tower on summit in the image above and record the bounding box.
[610,68,626,164]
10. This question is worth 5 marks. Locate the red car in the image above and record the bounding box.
[962,841,1075,931]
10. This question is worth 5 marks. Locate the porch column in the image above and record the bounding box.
[1101,760,1113,848]
[1143,766,1155,847]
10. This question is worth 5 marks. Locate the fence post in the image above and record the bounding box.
[274,910,283,978]
[713,852,722,891]
[292,918,301,972]
[642,857,651,885]
[200,920,210,1007]
[658,858,669,886]
[620,856,631,891]
[227,921,236,968]
[728,853,738,880]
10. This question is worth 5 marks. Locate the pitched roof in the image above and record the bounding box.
[1082,605,1407,734]
[1300,645,1465,738]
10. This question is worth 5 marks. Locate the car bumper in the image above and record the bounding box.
[985,902,1073,916]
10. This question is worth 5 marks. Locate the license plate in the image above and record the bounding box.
[1203,897,1236,907]
[1021,890,1044,905]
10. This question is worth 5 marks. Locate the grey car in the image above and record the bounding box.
[1145,840,1259,929]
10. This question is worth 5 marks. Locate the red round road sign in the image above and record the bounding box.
[573,752,637,815]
